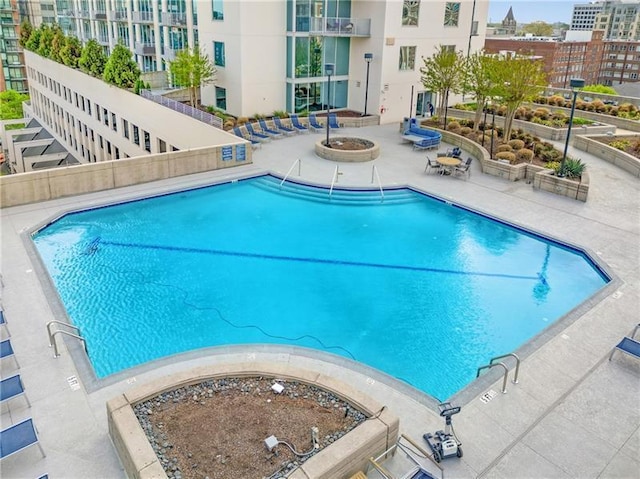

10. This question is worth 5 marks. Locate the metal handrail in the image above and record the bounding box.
[279,158,301,188]
[490,353,521,384]
[329,165,339,199]
[477,361,510,393]
[46,320,80,348]
[50,330,87,358]
[371,165,384,202]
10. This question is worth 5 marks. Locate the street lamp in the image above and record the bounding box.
[363,53,373,116]
[325,63,334,148]
[481,101,488,147]
[559,78,585,177]
[489,100,496,159]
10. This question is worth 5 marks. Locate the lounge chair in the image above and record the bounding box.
[0,310,9,336]
[447,147,462,158]
[1,374,30,407]
[244,122,271,142]
[454,157,473,179]
[609,335,640,361]
[232,127,261,149]
[308,113,324,132]
[328,113,341,129]
[273,117,296,136]
[258,119,283,138]
[0,418,45,461]
[1,338,19,368]
[290,114,309,133]
[424,156,442,175]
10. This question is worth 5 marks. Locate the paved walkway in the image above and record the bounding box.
[1,123,639,479]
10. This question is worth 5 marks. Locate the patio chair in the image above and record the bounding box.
[454,157,473,179]
[0,310,9,336]
[0,418,45,461]
[273,117,296,136]
[308,113,324,132]
[448,147,462,158]
[328,113,341,129]
[424,156,442,175]
[290,114,309,133]
[233,127,261,149]
[0,338,19,368]
[609,336,640,361]
[244,122,271,142]
[258,119,284,138]
[1,374,30,407]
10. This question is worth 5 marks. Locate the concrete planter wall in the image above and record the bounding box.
[528,102,640,133]
[107,362,399,479]
[573,135,640,177]
[533,169,590,202]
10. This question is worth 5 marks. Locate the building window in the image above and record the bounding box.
[444,2,460,27]
[111,112,117,131]
[402,0,420,26]
[212,0,223,20]
[103,108,109,126]
[399,46,416,71]
[216,86,227,110]
[214,41,225,67]
[123,119,130,139]
[133,125,140,145]
[143,130,151,152]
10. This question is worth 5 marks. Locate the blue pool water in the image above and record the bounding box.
[33,175,608,400]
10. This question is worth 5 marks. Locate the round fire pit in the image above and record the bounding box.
[315,137,380,162]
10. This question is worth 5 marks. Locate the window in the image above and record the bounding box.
[111,112,117,131]
[158,138,167,153]
[216,86,227,109]
[402,0,420,26]
[442,45,456,53]
[212,0,223,20]
[214,41,225,66]
[133,125,140,145]
[444,2,460,27]
[143,130,151,152]
[123,119,129,139]
[103,107,109,126]
[399,46,416,71]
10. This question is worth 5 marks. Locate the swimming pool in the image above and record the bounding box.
[33,175,609,400]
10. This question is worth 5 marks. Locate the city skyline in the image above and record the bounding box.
[488,0,575,25]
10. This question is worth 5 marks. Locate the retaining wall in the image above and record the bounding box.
[573,135,640,178]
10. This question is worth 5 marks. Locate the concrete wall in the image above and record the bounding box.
[107,363,399,479]
[528,102,640,133]
[0,144,252,208]
[574,134,640,177]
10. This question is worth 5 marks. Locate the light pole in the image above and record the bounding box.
[363,53,372,116]
[325,63,334,148]
[481,100,488,147]
[489,100,496,159]
[559,78,585,177]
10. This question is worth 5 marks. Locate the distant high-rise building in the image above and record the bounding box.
[0,0,27,93]
[594,0,640,40]
[571,2,605,30]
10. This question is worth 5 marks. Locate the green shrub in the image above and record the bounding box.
[516,148,534,163]
[446,120,461,131]
[609,139,631,151]
[460,126,472,136]
[534,107,551,120]
[273,110,288,118]
[495,151,516,163]
[237,116,249,125]
[561,157,587,178]
[508,139,525,150]
[497,144,513,153]
[546,160,560,171]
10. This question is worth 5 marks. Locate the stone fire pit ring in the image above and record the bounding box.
[315,137,380,162]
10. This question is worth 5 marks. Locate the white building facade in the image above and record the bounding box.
[571,2,605,31]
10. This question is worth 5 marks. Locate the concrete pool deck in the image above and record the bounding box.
[1,123,638,479]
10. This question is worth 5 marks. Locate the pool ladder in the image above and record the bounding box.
[476,353,521,394]
[46,320,88,358]
[279,158,301,188]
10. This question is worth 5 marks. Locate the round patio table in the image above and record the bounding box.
[436,156,461,175]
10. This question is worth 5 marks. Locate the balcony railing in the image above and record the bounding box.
[110,10,127,21]
[134,42,156,55]
[131,10,153,23]
[307,17,371,36]
[161,11,187,26]
[141,90,223,129]
[93,11,107,20]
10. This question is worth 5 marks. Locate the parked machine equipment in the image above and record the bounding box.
[423,402,463,463]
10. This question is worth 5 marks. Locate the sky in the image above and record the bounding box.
[488,0,576,25]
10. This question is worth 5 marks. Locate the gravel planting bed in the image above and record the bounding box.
[134,377,367,479]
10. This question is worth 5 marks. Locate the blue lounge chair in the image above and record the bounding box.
[245,122,271,142]
[308,113,324,132]
[0,310,9,336]
[609,336,640,361]
[258,119,283,138]
[1,338,19,368]
[232,127,261,149]
[328,113,341,129]
[0,418,45,461]
[273,117,296,136]
[1,374,30,407]
[290,114,309,133]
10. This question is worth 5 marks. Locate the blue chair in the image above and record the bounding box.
[233,127,261,149]
[609,336,640,361]
[258,119,283,138]
[1,374,30,407]
[308,113,324,132]
[0,418,45,461]
[0,338,19,368]
[244,122,271,142]
[273,117,296,136]
[0,310,9,336]
[328,113,341,129]
[290,114,309,133]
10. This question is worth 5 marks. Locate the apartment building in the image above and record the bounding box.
[0,0,27,92]
[595,30,640,84]
[594,0,640,40]
[571,2,605,31]
[52,0,489,123]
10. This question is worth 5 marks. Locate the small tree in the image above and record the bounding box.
[420,45,466,126]
[50,25,65,63]
[24,27,41,52]
[462,51,496,132]
[103,43,141,88]
[521,21,554,36]
[18,20,33,47]
[79,38,107,77]
[36,24,54,58]
[60,36,82,68]
[0,90,30,120]
[170,47,216,107]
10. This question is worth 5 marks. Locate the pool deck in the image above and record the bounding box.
[1,123,639,479]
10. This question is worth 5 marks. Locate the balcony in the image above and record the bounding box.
[93,11,107,20]
[307,17,371,37]
[131,11,153,23]
[161,11,187,26]
[110,10,127,21]
[134,42,156,55]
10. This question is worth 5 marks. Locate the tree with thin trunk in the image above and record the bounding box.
[79,38,107,77]
[170,47,216,107]
[419,46,466,127]
[462,51,496,132]
[489,54,547,142]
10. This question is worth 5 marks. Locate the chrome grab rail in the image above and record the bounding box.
[279,158,301,188]
[371,165,384,202]
[490,352,521,384]
[46,320,87,358]
[329,165,339,199]
[476,361,509,393]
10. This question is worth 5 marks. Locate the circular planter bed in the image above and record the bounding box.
[315,137,380,162]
